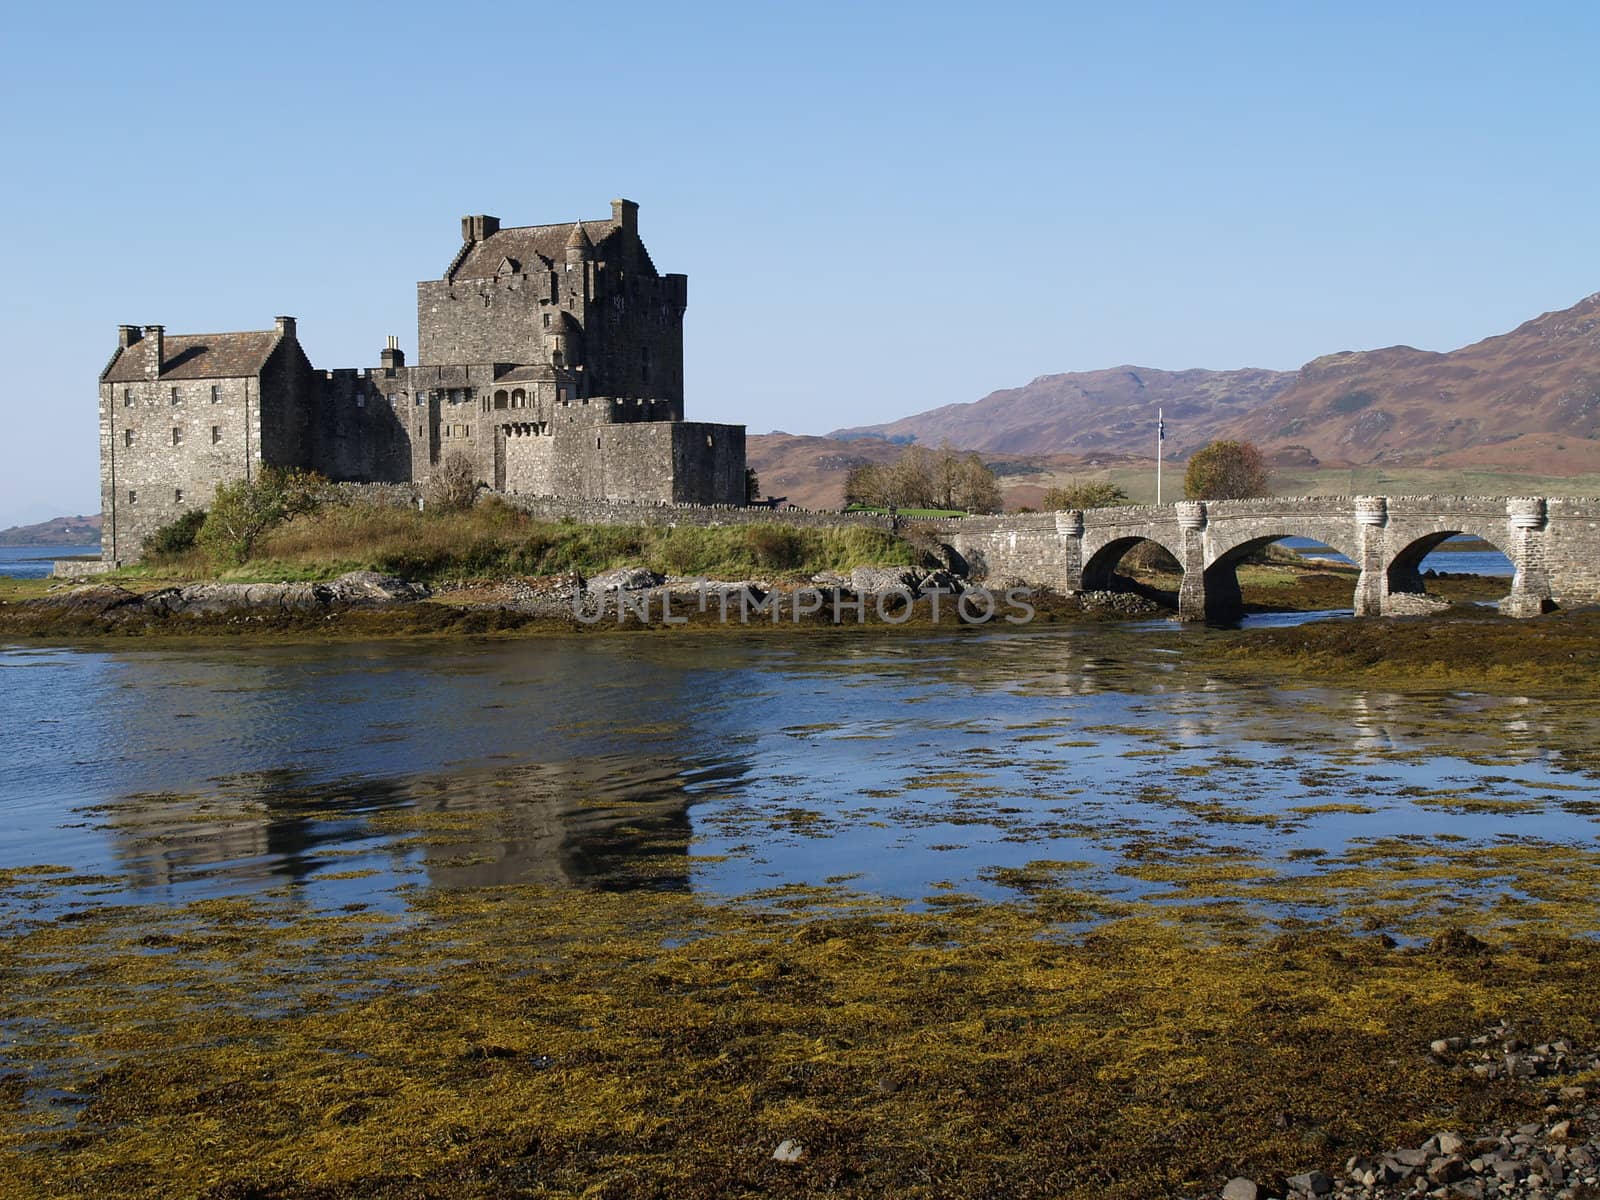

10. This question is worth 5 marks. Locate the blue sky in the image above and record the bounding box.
[2,1,1598,527]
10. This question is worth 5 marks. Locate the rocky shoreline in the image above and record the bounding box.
[1207,1020,1599,1200]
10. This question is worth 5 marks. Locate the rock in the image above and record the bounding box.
[33,584,144,617]
[771,1139,803,1164]
[849,566,918,594]
[1426,1154,1468,1184]
[323,570,431,604]
[1549,1120,1572,1140]
[1220,1178,1259,1200]
[1286,1169,1332,1195]
[585,567,665,593]
[1431,1039,1454,1055]
[1436,1132,1467,1156]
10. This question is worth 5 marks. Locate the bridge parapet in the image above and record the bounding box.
[917,495,1599,621]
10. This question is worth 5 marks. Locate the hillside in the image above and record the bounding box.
[829,292,1600,474]
[831,367,1294,457]
[0,514,101,547]
[1216,293,1600,468]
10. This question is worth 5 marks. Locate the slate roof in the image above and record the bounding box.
[103,331,279,383]
[452,220,641,279]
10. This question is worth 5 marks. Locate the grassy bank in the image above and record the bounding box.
[119,497,917,586]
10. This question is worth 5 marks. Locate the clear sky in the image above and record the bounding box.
[2,1,1597,527]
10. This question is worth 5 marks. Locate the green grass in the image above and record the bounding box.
[135,497,917,585]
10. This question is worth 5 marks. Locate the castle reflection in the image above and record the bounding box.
[97,751,746,900]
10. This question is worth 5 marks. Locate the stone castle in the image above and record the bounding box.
[98,199,747,562]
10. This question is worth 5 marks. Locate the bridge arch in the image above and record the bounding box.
[1081,533,1187,610]
[1202,525,1366,622]
[1384,524,1516,613]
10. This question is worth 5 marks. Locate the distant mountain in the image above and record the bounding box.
[0,514,102,547]
[831,367,1295,457]
[830,292,1600,474]
[1215,293,1600,469]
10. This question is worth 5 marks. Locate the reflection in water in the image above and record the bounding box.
[2,628,1599,919]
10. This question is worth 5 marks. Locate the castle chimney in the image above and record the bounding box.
[274,315,297,340]
[611,198,638,238]
[380,335,405,371]
[141,325,164,380]
[461,214,501,242]
[117,324,142,349]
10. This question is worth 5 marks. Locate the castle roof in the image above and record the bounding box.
[102,331,280,383]
[453,219,655,279]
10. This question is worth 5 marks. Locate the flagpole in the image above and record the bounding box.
[1156,408,1164,506]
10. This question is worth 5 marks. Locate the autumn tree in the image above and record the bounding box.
[1183,441,1270,500]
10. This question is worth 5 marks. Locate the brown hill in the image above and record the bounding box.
[0,513,102,547]
[830,367,1295,457]
[1216,293,1600,468]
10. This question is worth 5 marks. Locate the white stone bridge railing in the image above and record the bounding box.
[919,496,1600,621]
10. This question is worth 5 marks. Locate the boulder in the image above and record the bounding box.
[585,567,665,593]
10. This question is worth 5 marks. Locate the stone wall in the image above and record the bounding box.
[99,372,265,563]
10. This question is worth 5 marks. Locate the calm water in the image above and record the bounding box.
[2,627,1596,922]
[1282,534,1514,576]
[0,545,98,579]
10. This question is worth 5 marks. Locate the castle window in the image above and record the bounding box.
[123,389,133,407]
[387,394,395,406]
[356,393,365,408]
[211,425,222,444]
[172,427,183,446]
[174,488,184,504]
[170,386,180,405]
[128,490,137,505]
[706,435,714,448]
[542,313,551,329]
[552,350,564,368]
[417,424,424,437]
[210,385,221,404]
[123,429,133,447]
[465,426,470,438]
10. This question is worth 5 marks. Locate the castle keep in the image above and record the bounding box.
[98,199,747,562]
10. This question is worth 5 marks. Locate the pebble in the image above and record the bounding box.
[1201,1021,1600,1200]
[772,1139,804,1164]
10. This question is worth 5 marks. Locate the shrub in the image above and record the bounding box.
[141,509,208,560]
[198,468,324,565]
[424,453,479,513]
[1041,480,1129,511]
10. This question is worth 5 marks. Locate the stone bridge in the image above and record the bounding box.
[924,496,1600,621]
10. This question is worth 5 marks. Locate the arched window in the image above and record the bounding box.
[494,390,509,410]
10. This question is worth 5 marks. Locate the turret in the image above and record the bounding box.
[565,221,594,265]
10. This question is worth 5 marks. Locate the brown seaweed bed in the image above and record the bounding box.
[3,870,1600,1200]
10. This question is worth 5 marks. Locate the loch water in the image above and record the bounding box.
[2,623,1596,926]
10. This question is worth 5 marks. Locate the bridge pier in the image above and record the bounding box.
[1352,497,1390,617]
[1501,498,1554,617]
[1175,502,1210,622]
